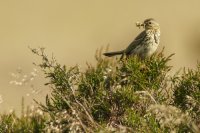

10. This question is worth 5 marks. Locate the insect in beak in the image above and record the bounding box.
[140,23,145,28]
[136,22,145,29]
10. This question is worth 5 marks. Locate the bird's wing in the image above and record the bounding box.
[125,30,147,55]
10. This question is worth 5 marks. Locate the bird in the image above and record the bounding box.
[103,18,160,59]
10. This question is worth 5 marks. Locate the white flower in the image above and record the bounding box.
[103,75,107,79]
[33,68,37,72]
[31,72,37,77]
[106,68,112,73]
[17,82,23,86]
[36,109,43,115]
[9,109,14,114]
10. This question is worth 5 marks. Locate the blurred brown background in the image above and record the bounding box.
[0,0,200,114]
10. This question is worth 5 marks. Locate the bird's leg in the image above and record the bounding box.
[120,53,127,60]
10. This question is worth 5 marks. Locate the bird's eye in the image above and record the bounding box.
[148,22,152,24]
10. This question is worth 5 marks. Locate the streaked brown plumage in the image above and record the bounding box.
[103,18,160,59]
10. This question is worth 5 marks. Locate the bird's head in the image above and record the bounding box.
[140,18,160,30]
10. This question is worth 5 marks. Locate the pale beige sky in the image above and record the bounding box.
[0,0,200,114]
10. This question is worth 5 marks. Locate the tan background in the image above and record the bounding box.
[0,0,200,114]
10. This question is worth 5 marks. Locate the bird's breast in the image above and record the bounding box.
[128,29,160,59]
[144,32,160,56]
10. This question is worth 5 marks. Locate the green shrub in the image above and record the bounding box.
[0,107,47,133]
[173,64,200,128]
[29,47,199,132]
[1,47,199,132]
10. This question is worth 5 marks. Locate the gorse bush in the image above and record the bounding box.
[173,66,200,127]
[0,47,200,132]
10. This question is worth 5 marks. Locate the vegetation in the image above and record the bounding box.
[0,47,200,132]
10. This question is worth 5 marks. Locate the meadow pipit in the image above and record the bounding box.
[103,18,160,59]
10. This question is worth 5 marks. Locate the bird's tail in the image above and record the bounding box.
[103,50,124,57]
